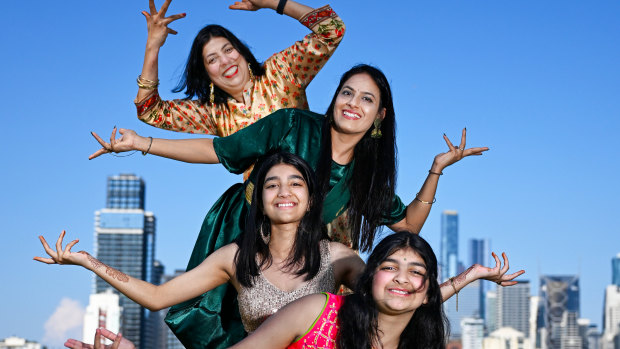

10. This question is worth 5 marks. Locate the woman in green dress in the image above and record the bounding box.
[90,64,489,347]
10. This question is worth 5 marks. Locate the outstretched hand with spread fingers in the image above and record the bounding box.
[471,252,525,287]
[89,127,142,160]
[143,0,186,48]
[432,128,489,172]
[33,230,89,267]
[229,0,273,11]
[65,328,135,349]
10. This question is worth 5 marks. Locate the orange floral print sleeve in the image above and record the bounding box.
[135,5,345,137]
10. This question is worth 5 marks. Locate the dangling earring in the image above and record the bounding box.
[248,63,255,81]
[209,83,215,105]
[260,225,270,244]
[371,118,382,138]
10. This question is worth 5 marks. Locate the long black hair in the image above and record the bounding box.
[173,24,265,105]
[235,152,327,288]
[337,232,448,349]
[316,64,397,252]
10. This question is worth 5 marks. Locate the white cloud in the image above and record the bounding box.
[42,298,85,347]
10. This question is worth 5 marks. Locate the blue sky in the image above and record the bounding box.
[2,0,619,347]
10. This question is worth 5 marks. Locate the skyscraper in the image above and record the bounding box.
[497,280,530,335]
[539,275,580,349]
[461,317,484,349]
[559,312,582,349]
[82,290,121,345]
[94,174,156,349]
[469,238,490,321]
[612,253,620,287]
[445,280,482,337]
[603,285,620,348]
[487,290,498,332]
[468,238,490,267]
[440,210,459,282]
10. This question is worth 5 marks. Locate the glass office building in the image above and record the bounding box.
[94,174,156,349]
[440,210,459,282]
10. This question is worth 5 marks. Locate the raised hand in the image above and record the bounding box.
[65,328,135,349]
[143,0,186,49]
[33,230,89,267]
[471,252,525,287]
[432,128,489,173]
[88,127,143,160]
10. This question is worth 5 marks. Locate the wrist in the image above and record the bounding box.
[145,41,163,53]
[430,163,444,174]
[134,135,150,152]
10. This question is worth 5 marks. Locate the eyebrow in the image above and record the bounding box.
[264,175,306,183]
[341,85,377,99]
[383,258,426,269]
[205,43,232,59]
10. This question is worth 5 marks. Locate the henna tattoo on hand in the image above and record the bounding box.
[78,251,129,283]
[105,266,130,283]
[454,265,474,285]
[80,251,103,270]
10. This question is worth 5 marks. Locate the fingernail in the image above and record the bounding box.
[113,125,117,129]
[443,133,446,136]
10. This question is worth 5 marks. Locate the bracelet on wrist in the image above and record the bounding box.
[449,277,459,311]
[428,170,443,176]
[276,0,287,14]
[414,192,436,205]
[141,137,153,156]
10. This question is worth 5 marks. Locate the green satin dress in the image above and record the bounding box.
[165,109,406,348]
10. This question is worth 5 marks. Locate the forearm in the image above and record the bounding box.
[402,169,442,233]
[79,252,163,311]
[440,265,475,302]
[262,0,313,20]
[136,45,161,102]
[133,135,219,164]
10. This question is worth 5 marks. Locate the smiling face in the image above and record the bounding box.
[372,247,429,316]
[261,163,310,226]
[202,36,250,98]
[332,73,386,137]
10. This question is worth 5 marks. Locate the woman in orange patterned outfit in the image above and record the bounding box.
[136,0,345,140]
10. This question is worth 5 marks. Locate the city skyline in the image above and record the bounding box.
[2,0,619,347]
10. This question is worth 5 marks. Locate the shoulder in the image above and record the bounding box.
[329,241,358,260]
[271,108,324,123]
[208,243,239,270]
[285,293,329,314]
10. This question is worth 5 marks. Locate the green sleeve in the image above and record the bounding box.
[381,194,407,225]
[213,109,296,174]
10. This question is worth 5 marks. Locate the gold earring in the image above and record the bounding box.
[248,63,255,81]
[209,83,215,105]
[371,119,382,138]
[260,226,270,244]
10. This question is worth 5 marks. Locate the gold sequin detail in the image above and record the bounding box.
[237,240,336,332]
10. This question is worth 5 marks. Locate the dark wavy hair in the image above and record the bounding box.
[173,24,266,105]
[235,152,327,288]
[316,64,397,252]
[337,232,448,349]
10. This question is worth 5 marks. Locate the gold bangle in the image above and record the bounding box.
[137,75,159,90]
[141,137,153,156]
[428,170,443,176]
[414,193,436,205]
[449,277,459,312]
